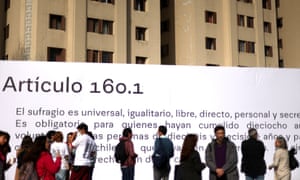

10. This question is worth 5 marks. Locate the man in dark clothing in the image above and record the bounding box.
[241,128,266,180]
[152,125,174,180]
[205,125,239,180]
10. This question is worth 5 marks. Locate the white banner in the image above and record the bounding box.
[0,61,300,179]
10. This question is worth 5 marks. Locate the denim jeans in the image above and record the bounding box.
[245,175,264,180]
[121,166,135,180]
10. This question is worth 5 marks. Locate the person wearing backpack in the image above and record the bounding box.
[119,128,138,180]
[268,136,291,180]
[152,125,174,180]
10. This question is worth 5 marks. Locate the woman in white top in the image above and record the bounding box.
[269,136,291,180]
[50,131,70,180]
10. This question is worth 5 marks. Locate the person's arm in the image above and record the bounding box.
[222,142,238,174]
[43,153,61,174]
[192,151,206,173]
[269,150,280,169]
[205,143,217,171]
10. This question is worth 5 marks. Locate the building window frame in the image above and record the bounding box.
[136,27,147,41]
[205,11,217,24]
[4,24,9,39]
[264,22,272,33]
[263,0,272,9]
[47,47,66,61]
[136,56,147,64]
[247,16,254,28]
[265,46,273,57]
[86,49,113,63]
[134,0,146,12]
[205,37,216,50]
[87,18,113,34]
[49,14,66,30]
[238,40,255,53]
[237,15,245,26]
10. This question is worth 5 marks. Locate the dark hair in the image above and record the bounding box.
[77,123,88,132]
[23,135,48,163]
[158,126,167,135]
[46,130,56,140]
[0,130,11,155]
[20,135,33,150]
[87,131,95,140]
[180,134,198,162]
[53,131,63,142]
[214,125,225,133]
[122,128,132,137]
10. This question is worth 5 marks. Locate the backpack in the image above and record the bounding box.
[152,138,168,168]
[114,140,128,164]
[18,161,39,180]
[289,147,299,170]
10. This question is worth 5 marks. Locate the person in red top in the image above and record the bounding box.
[22,135,61,180]
[119,128,138,180]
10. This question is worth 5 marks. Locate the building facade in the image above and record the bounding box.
[1,0,299,67]
[2,0,161,64]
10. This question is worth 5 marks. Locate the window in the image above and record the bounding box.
[161,44,169,58]
[263,0,271,9]
[48,47,66,61]
[206,37,216,50]
[99,0,114,4]
[87,18,113,34]
[136,56,147,64]
[247,16,254,28]
[278,39,283,49]
[238,40,255,53]
[49,14,65,30]
[264,22,272,33]
[136,27,146,40]
[206,64,220,66]
[4,24,9,39]
[205,11,217,24]
[161,0,169,9]
[86,50,113,63]
[5,0,10,11]
[161,20,169,32]
[277,18,283,28]
[265,46,273,57]
[102,20,113,34]
[134,0,146,11]
[237,15,245,26]
[279,59,284,68]
[276,0,280,8]
[237,0,253,3]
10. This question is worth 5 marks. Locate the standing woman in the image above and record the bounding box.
[177,134,206,180]
[0,130,14,180]
[269,136,290,180]
[14,135,33,180]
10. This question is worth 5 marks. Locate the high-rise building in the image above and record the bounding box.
[276,0,300,68]
[1,0,299,68]
[2,0,161,64]
[162,0,279,67]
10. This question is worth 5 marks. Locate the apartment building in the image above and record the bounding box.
[1,0,299,67]
[276,0,300,68]
[161,0,279,67]
[2,0,160,64]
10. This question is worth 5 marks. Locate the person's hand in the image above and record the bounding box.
[8,157,16,165]
[216,168,224,177]
[268,165,273,170]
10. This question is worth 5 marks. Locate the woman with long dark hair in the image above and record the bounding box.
[177,134,206,180]
[14,135,33,180]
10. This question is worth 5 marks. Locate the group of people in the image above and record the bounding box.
[0,122,97,180]
[0,124,293,180]
[147,125,291,180]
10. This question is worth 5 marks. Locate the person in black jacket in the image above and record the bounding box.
[241,128,266,180]
[176,134,206,180]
